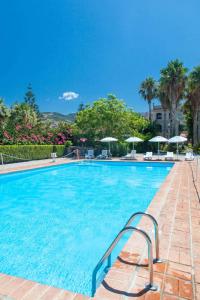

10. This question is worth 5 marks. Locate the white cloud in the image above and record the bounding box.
[59,91,79,101]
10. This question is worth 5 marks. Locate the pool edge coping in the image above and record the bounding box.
[0,159,196,300]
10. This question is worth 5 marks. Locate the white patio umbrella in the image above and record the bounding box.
[100,137,118,154]
[149,136,168,159]
[125,137,143,151]
[168,136,187,159]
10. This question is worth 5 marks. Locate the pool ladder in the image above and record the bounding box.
[91,212,162,297]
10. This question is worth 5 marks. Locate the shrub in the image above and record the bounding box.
[0,145,67,163]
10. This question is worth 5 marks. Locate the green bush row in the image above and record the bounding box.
[0,145,67,163]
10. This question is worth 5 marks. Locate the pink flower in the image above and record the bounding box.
[15,124,21,131]
[26,124,32,129]
[3,131,12,140]
[80,138,87,143]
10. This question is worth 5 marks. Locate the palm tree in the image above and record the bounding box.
[186,66,200,146]
[0,98,10,128]
[139,77,157,121]
[157,84,170,137]
[160,59,187,136]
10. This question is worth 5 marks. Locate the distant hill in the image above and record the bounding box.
[41,112,76,124]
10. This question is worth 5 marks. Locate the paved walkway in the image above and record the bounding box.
[0,160,199,299]
[0,158,74,174]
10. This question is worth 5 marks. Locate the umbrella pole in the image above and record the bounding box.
[158,142,160,160]
[133,142,135,159]
[177,142,178,160]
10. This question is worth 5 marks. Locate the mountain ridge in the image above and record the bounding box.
[41,112,76,123]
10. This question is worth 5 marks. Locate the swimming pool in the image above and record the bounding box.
[0,161,173,295]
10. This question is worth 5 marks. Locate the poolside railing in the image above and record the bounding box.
[91,226,157,297]
[91,212,161,297]
[0,153,30,165]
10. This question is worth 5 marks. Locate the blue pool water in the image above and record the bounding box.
[0,161,173,295]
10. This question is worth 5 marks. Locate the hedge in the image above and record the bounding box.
[0,145,67,164]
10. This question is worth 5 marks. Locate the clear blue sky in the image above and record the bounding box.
[0,0,200,114]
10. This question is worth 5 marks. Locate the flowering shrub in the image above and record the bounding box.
[0,123,73,146]
[80,137,87,143]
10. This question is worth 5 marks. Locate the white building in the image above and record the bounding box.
[151,104,185,138]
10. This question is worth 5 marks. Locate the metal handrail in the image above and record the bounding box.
[62,151,75,158]
[91,226,157,297]
[0,153,30,165]
[124,212,162,263]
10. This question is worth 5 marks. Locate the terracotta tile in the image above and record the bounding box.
[56,290,76,300]
[195,272,200,285]
[195,283,200,299]
[153,273,164,289]
[153,262,166,274]
[162,295,179,300]
[179,279,193,299]
[125,284,146,299]
[179,250,191,265]
[22,284,49,300]
[167,262,192,281]
[106,270,131,285]
[0,275,15,287]
[0,277,25,294]
[10,281,37,300]
[103,277,130,291]
[144,291,160,300]
[40,286,63,300]
[73,294,90,300]
[164,277,179,296]
[94,285,122,300]
[168,248,179,263]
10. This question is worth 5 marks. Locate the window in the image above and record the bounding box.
[157,124,162,132]
[156,113,162,120]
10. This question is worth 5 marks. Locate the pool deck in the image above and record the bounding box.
[0,158,199,299]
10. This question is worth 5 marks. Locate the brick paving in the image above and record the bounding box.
[0,160,199,299]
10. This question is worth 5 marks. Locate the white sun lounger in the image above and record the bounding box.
[185,152,194,161]
[144,152,153,160]
[165,152,174,161]
[97,149,110,159]
[121,150,136,160]
[85,149,95,159]
[51,152,57,162]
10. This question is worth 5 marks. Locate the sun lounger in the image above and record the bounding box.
[165,152,174,161]
[51,152,57,162]
[97,149,110,159]
[185,152,194,161]
[85,149,95,159]
[121,150,136,160]
[144,152,153,160]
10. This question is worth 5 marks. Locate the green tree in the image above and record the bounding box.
[75,95,150,143]
[160,60,187,136]
[139,77,157,121]
[78,102,85,112]
[10,103,38,128]
[183,100,193,142]
[24,84,39,114]
[0,98,10,128]
[186,66,200,146]
[157,84,170,137]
